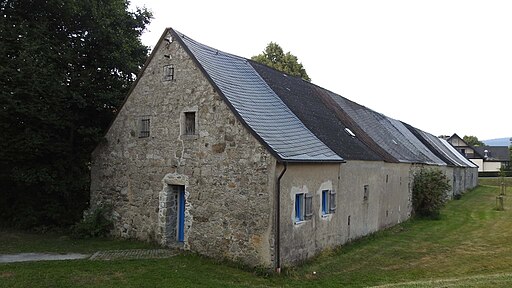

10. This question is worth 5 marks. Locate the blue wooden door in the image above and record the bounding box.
[178,187,185,242]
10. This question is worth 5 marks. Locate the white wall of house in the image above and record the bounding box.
[483,161,502,172]
[471,159,484,172]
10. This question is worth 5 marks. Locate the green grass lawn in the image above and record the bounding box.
[0,230,159,254]
[479,177,512,188]
[2,184,512,287]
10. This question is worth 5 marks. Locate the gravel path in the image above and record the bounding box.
[0,253,89,263]
[0,249,178,263]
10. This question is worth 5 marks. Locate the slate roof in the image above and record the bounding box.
[403,123,476,168]
[166,28,466,166]
[439,139,479,168]
[173,29,342,162]
[474,146,511,162]
[326,93,445,165]
[249,61,382,161]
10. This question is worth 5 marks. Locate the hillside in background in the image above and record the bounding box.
[483,137,511,146]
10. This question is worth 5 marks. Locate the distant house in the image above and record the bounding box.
[447,134,510,172]
[474,146,511,171]
[90,28,478,269]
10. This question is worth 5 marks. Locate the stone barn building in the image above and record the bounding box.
[90,28,478,269]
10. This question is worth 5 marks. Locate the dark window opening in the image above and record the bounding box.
[185,112,196,135]
[164,65,175,81]
[363,185,369,202]
[139,117,150,138]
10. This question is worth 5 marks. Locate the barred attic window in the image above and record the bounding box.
[185,112,195,135]
[139,117,150,138]
[164,64,175,81]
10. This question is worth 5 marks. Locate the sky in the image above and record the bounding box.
[129,0,511,141]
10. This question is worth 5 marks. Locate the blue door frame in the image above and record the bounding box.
[177,187,185,242]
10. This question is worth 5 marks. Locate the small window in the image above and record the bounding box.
[295,194,303,222]
[363,185,369,202]
[139,117,150,138]
[295,193,313,223]
[184,112,196,135]
[164,64,175,81]
[322,189,336,215]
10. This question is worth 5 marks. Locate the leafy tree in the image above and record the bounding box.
[463,135,484,146]
[0,0,151,228]
[252,42,311,81]
[412,168,451,219]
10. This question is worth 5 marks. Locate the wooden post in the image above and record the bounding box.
[496,195,504,211]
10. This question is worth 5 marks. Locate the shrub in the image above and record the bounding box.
[71,205,113,239]
[412,168,451,219]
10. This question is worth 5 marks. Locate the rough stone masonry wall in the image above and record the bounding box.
[90,32,276,266]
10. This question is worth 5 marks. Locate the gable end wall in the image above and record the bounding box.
[90,33,276,266]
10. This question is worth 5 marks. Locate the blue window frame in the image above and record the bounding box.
[322,190,328,215]
[322,189,336,216]
[295,194,303,222]
[295,193,313,223]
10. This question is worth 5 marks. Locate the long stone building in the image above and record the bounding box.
[90,28,478,269]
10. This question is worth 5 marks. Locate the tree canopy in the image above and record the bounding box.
[251,42,311,82]
[463,135,484,147]
[0,0,152,227]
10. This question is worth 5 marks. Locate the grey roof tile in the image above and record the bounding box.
[474,146,511,162]
[329,94,445,165]
[404,123,472,167]
[175,30,342,162]
[439,139,479,168]
[386,117,446,165]
[250,61,383,161]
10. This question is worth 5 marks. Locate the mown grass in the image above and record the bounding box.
[479,177,512,188]
[1,184,512,287]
